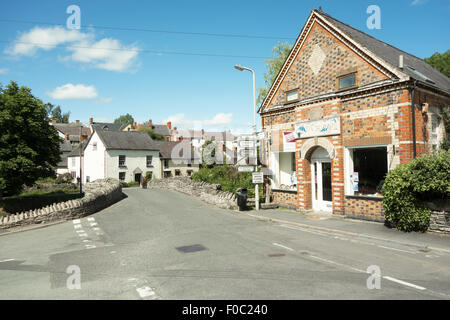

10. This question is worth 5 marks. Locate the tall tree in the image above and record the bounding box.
[0,81,61,196]
[257,42,293,105]
[45,103,70,123]
[138,126,165,141]
[114,113,134,126]
[424,50,450,77]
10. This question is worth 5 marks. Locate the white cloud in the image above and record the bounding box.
[47,83,98,100]
[164,113,233,130]
[6,26,138,72]
[0,68,8,74]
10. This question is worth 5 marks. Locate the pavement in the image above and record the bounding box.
[0,187,449,300]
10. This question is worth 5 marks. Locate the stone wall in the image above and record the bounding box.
[425,201,450,234]
[150,177,238,210]
[0,178,122,229]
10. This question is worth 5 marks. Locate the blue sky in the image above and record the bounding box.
[0,0,449,133]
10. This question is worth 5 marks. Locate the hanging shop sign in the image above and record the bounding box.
[295,117,340,139]
[282,131,297,152]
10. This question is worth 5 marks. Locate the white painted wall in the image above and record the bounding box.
[67,155,81,183]
[106,149,161,182]
[83,131,106,183]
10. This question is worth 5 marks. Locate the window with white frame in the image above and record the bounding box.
[146,155,153,167]
[346,146,388,197]
[286,89,299,102]
[119,172,125,181]
[431,115,440,151]
[119,155,126,167]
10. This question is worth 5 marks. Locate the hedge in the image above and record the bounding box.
[382,150,450,232]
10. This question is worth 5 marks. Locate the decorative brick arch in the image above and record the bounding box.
[300,137,336,160]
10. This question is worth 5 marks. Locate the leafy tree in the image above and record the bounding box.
[424,50,450,77]
[45,103,70,123]
[114,113,134,126]
[257,41,293,105]
[138,126,165,141]
[440,105,450,151]
[0,81,62,196]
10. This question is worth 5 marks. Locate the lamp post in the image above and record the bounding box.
[79,124,83,194]
[234,64,259,211]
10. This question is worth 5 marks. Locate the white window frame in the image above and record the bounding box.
[344,144,389,197]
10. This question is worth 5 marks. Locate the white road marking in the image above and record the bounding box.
[85,245,96,249]
[72,219,81,224]
[136,286,156,298]
[383,276,426,291]
[272,242,295,252]
[78,233,88,237]
[93,227,100,231]
[73,224,82,229]
[90,222,98,227]
[309,255,366,273]
[87,217,95,222]
[377,245,416,254]
[82,239,91,243]
[75,230,85,233]
[0,259,15,263]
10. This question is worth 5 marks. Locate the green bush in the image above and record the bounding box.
[382,150,450,232]
[192,165,260,197]
[121,181,140,188]
[56,172,73,184]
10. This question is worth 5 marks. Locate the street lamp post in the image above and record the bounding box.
[79,124,83,194]
[234,64,259,211]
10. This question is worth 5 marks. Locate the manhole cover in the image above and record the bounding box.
[268,253,285,257]
[176,244,207,253]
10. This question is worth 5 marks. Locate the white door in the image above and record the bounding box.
[310,148,332,212]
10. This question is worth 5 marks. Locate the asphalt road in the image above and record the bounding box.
[0,187,449,300]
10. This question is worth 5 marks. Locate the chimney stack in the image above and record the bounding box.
[201,129,205,136]
[65,134,69,140]
[76,120,80,124]
[399,55,404,69]
[133,121,137,129]
[149,119,152,128]
[89,117,93,125]
[167,121,172,130]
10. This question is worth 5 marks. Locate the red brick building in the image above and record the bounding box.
[259,9,450,221]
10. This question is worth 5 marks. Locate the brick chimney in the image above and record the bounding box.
[167,121,172,130]
[64,134,69,140]
[201,129,204,136]
[81,134,88,142]
[148,119,152,128]
[89,117,93,125]
[133,121,137,129]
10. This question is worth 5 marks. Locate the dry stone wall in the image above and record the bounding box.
[0,178,122,229]
[150,177,238,210]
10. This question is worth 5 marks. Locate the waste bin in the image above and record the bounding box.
[236,188,248,211]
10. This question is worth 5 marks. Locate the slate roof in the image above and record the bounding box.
[154,141,200,160]
[95,130,160,151]
[139,123,171,136]
[176,130,235,142]
[91,122,126,132]
[67,141,87,157]
[318,10,450,93]
[57,139,73,168]
[53,122,91,136]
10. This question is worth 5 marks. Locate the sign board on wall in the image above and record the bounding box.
[238,166,254,172]
[282,131,296,152]
[295,117,340,139]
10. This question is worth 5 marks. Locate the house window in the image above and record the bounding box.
[431,116,440,151]
[119,155,126,167]
[146,155,153,167]
[164,171,172,178]
[119,172,126,181]
[86,176,90,183]
[187,170,193,176]
[93,142,97,151]
[286,89,299,102]
[337,73,357,90]
[175,169,181,176]
[164,159,169,169]
[346,146,387,197]
[71,171,76,178]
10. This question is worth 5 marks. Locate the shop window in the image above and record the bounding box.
[347,146,387,197]
[271,152,296,190]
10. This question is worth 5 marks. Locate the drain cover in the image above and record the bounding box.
[176,244,207,253]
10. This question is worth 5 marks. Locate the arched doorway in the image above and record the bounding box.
[310,147,332,212]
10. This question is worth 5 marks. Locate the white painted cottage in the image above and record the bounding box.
[70,130,162,183]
